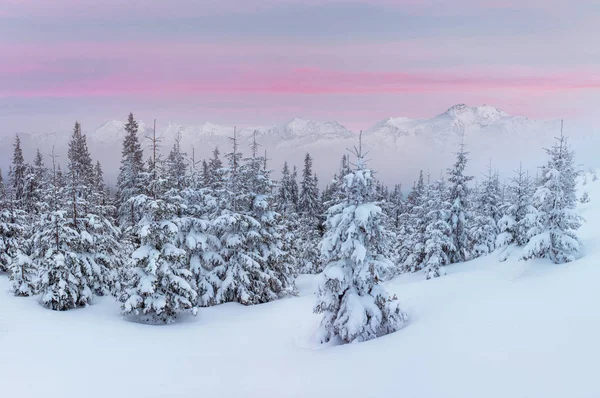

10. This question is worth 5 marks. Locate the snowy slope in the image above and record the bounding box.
[0,105,596,187]
[1,174,599,398]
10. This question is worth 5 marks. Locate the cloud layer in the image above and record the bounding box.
[2,0,599,132]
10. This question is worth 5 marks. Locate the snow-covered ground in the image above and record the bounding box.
[1,175,599,398]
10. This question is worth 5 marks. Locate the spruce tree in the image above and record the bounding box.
[121,157,197,323]
[399,171,427,271]
[521,132,582,263]
[422,178,453,280]
[469,165,501,257]
[117,112,145,229]
[446,142,474,263]
[165,133,188,191]
[211,131,295,305]
[0,171,28,275]
[314,135,407,344]
[9,134,27,208]
[497,164,536,252]
[35,149,92,310]
[297,153,323,273]
[277,162,293,215]
[205,147,224,190]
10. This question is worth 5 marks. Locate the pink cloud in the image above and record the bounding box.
[3,66,599,98]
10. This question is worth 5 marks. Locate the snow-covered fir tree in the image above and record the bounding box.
[29,149,49,215]
[165,132,188,191]
[211,131,295,305]
[521,132,582,263]
[121,158,198,323]
[0,171,29,277]
[34,149,91,310]
[9,134,27,207]
[296,153,323,273]
[35,125,119,310]
[314,135,407,344]
[277,162,296,216]
[117,112,145,229]
[178,183,222,308]
[204,147,224,190]
[469,165,501,257]
[422,177,453,280]
[446,141,474,263]
[399,171,428,272]
[496,164,536,253]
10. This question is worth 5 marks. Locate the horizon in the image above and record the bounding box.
[3,103,582,136]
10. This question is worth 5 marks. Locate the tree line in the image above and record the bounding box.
[0,113,583,343]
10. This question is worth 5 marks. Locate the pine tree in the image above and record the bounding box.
[35,129,119,310]
[30,149,49,215]
[469,165,501,257]
[446,141,474,263]
[117,112,145,229]
[9,134,27,207]
[389,184,404,230]
[91,160,114,218]
[496,164,536,252]
[422,178,453,280]
[165,133,188,191]
[297,153,323,273]
[121,159,197,323]
[34,149,92,310]
[0,171,28,275]
[205,147,224,190]
[298,153,320,216]
[314,135,407,344]
[211,131,296,305]
[289,166,299,212]
[399,171,428,271]
[67,121,95,215]
[178,184,222,308]
[521,132,582,263]
[277,162,293,215]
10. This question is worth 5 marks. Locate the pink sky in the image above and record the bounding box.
[2,0,599,132]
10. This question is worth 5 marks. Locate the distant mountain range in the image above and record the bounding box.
[1,104,589,188]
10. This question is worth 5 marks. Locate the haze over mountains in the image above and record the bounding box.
[2,104,596,188]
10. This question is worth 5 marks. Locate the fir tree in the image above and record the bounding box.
[314,135,407,344]
[422,178,453,280]
[469,165,501,257]
[205,147,224,190]
[277,162,294,215]
[165,133,188,191]
[121,160,197,323]
[9,134,27,207]
[212,131,296,305]
[117,112,145,229]
[496,164,536,252]
[446,141,474,263]
[399,171,428,272]
[297,153,323,273]
[298,153,320,216]
[521,132,582,263]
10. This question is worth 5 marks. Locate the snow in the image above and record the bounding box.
[2,175,600,397]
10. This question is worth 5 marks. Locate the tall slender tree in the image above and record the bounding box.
[446,141,474,263]
[117,112,145,229]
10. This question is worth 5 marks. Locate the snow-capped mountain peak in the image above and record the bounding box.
[441,104,509,127]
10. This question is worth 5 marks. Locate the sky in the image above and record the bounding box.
[2,0,600,133]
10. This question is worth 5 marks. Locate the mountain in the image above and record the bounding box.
[0,105,594,187]
[365,104,535,142]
